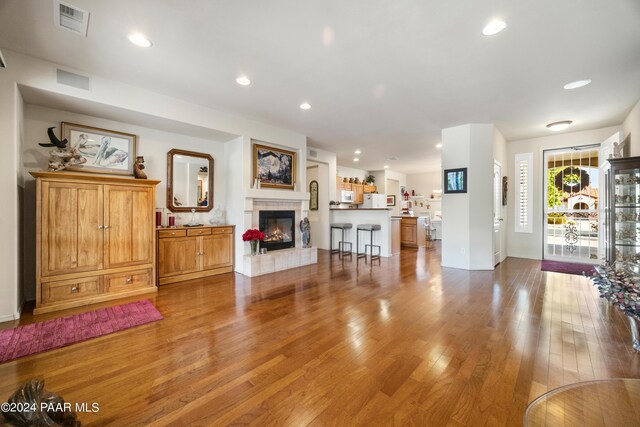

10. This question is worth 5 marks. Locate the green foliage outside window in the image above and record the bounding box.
[547,168,564,208]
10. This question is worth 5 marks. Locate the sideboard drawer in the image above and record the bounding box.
[105,269,153,292]
[187,228,212,236]
[211,227,233,235]
[158,229,187,238]
[42,276,103,304]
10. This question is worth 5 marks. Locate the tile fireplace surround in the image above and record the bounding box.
[243,200,317,277]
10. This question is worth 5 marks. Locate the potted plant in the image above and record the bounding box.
[242,228,265,256]
[365,175,376,185]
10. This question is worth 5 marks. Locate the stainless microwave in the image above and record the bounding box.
[340,190,355,203]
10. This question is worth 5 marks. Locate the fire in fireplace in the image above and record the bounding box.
[259,210,296,251]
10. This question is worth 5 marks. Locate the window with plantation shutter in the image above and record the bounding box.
[515,153,533,233]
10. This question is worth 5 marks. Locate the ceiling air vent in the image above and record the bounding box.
[53,0,89,36]
[0,50,6,69]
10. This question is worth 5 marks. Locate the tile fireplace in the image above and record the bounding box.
[259,210,295,251]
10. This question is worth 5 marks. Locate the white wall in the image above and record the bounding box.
[441,124,495,270]
[386,179,401,215]
[225,136,245,269]
[306,162,330,249]
[0,76,20,321]
[306,147,336,250]
[493,127,508,263]
[369,170,387,193]
[506,125,621,260]
[406,171,441,198]
[336,165,368,182]
[623,98,640,156]
[442,125,471,269]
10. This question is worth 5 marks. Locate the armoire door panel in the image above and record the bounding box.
[132,189,153,263]
[105,186,132,268]
[202,234,233,270]
[41,182,103,276]
[76,186,104,270]
[104,186,154,268]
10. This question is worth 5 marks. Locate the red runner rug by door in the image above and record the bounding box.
[541,260,596,276]
[0,300,162,364]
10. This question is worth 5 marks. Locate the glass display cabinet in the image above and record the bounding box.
[608,156,640,273]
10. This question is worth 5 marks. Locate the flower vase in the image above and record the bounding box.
[250,240,259,256]
[627,315,640,351]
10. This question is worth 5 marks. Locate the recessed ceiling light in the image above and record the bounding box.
[353,158,359,162]
[482,20,507,36]
[128,33,152,48]
[436,143,443,148]
[563,79,592,90]
[300,102,312,110]
[546,120,573,131]
[354,150,361,154]
[236,76,251,86]
[384,165,389,169]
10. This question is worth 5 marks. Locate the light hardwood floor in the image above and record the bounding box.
[1,244,639,426]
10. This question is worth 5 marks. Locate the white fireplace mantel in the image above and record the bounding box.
[244,188,310,201]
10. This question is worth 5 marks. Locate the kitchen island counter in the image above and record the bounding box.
[330,208,392,257]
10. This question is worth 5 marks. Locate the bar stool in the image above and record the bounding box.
[330,223,353,258]
[423,216,436,249]
[356,224,381,263]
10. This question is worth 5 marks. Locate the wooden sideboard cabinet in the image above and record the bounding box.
[32,172,160,314]
[157,225,235,285]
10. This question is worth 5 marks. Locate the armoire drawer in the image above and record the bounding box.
[105,269,153,292]
[42,277,103,304]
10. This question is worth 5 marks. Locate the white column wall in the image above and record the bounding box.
[441,124,495,270]
[0,77,20,321]
[441,125,472,269]
[623,98,640,156]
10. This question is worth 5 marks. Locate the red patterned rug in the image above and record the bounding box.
[541,260,596,276]
[0,300,162,364]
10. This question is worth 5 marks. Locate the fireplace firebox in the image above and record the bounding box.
[259,210,295,251]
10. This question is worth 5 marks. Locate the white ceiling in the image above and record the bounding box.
[1,0,639,174]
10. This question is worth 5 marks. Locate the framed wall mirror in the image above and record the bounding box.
[167,149,214,212]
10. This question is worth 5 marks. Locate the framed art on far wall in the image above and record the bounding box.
[309,180,319,210]
[253,143,297,190]
[61,122,136,175]
[386,195,396,206]
[444,168,467,194]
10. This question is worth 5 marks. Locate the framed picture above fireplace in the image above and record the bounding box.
[253,143,297,190]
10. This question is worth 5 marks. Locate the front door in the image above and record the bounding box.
[543,145,600,262]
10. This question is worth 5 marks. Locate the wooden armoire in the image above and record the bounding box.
[31,172,160,314]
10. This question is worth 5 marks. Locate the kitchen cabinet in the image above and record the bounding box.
[352,183,364,204]
[363,184,377,193]
[400,217,427,248]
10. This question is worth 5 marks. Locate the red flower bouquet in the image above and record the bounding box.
[242,229,265,242]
